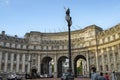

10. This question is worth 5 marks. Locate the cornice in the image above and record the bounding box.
[97,23,120,38]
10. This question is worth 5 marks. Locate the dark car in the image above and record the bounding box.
[61,73,68,80]
[61,72,74,80]
[16,74,22,80]
[0,75,2,80]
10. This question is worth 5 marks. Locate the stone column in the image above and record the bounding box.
[86,51,90,77]
[4,52,8,72]
[101,49,105,71]
[37,54,41,73]
[118,44,120,71]
[95,51,99,71]
[71,55,74,74]
[112,47,116,71]
[118,44,120,60]
[95,35,99,71]
[11,53,14,72]
[54,55,57,78]
[28,54,31,72]
[16,53,20,72]
[106,48,111,72]
[0,51,2,70]
[22,54,25,73]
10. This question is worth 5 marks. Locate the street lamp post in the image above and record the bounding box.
[65,8,74,80]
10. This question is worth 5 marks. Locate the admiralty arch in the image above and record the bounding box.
[0,24,120,77]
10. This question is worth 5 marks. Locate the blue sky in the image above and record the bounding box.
[0,0,120,37]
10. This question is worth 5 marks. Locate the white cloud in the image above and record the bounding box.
[0,0,11,6]
[5,0,10,5]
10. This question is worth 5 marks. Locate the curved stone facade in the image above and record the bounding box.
[0,24,120,77]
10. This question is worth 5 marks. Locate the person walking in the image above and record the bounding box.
[97,72,106,80]
[104,73,110,80]
[111,71,117,80]
[91,68,99,80]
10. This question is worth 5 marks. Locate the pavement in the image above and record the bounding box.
[26,78,90,80]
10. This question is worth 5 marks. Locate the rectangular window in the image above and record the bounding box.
[1,63,4,71]
[105,65,109,71]
[112,35,115,40]
[100,65,103,71]
[8,53,11,60]
[14,54,17,61]
[2,52,5,60]
[25,54,29,61]
[19,54,22,61]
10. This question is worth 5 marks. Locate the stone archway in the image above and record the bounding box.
[74,55,86,77]
[41,56,52,76]
[57,56,68,77]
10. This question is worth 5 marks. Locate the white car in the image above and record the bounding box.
[7,73,22,80]
[7,73,16,80]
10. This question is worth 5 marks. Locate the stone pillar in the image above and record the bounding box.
[28,54,31,72]
[71,55,74,74]
[16,53,20,72]
[11,53,14,72]
[22,54,25,73]
[118,44,120,71]
[37,54,41,73]
[54,55,57,78]
[86,51,90,77]
[4,52,8,72]
[95,51,99,71]
[101,49,105,72]
[118,44,120,60]
[0,51,2,70]
[112,47,116,71]
[106,48,111,72]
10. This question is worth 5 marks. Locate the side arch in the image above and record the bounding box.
[74,55,86,77]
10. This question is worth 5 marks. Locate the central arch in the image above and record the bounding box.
[74,55,86,77]
[41,56,52,76]
[57,56,68,77]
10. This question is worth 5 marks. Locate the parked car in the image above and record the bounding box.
[7,73,22,80]
[16,74,22,80]
[7,73,16,80]
[61,73,68,80]
[0,75,2,80]
[61,72,74,80]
